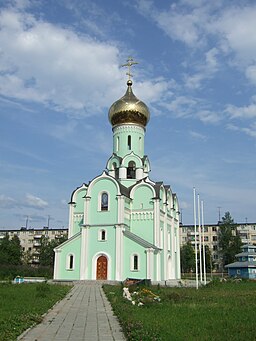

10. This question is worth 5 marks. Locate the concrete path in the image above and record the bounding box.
[18,283,126,341]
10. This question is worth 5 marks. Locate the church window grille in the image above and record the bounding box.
[128,135,131,150]
[101,192,108,211]
[127,161,136,179]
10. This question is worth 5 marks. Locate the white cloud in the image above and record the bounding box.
[0,194,17,209]
[189,131,207,140]
[24,193,48,209]
[246,64,256,85]
[227,122,256,139]
[226,103,256,119]
[0,6,122,115]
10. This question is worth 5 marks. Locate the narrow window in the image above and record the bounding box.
[139,137,142,151]
[101,230,106,241]
[133,255,138,270]
[127,161,136,179]
[69,255,74,269]
[101,193,108,211]
[128,135,131,150]
[116,136,119,152]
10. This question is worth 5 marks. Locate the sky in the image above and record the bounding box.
[1,0,256,229]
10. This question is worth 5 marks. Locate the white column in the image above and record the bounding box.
[163,213,168,280]
[156,251,161,281]
[153,199,160,247]
[119,167,126,179]
[68,203,75,238]
[117,195,125,224]
[136,168,143,180]
[146,248,154,280]
[115,224,124,280]
[80,226,89,280]
[175,223,181,279]
[53,249,61,280]
[83,196,91,225]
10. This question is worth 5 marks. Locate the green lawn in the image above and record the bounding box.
[0,283,71,341]
[104,281,256,341]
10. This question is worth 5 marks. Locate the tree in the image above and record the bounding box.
[199,245,212,273]
[180,242,195,273]
[39,235,67,267]
[0,234,22,265]
[218,211,242,269]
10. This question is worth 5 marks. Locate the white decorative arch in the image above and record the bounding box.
[71,183,87,203]
[92,251,112,280]
[122,152,143,168]
[86,171,121,197]
[130,180,156,200]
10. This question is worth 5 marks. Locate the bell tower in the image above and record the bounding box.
[106,58,151,186]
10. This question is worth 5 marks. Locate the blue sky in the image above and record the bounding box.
[1,0,256,229]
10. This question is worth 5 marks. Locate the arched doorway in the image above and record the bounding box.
[96,255,108,280]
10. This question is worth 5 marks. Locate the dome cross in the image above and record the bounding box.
[121,57,138,80]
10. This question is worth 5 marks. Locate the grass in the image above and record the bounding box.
[104,280,256,341]
[0,282,71,341]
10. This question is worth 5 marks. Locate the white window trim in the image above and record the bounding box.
[66,253,75,271]
[130,253,140,271]
[98,191,110,212]
[98,229,107,241]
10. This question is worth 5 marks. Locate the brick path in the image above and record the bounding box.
[18,283,126,341]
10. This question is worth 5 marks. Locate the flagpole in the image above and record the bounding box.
[201,200,207,285]
[198,194,202,283]
[193,187,198,289]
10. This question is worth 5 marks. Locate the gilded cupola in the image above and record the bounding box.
[108,79,150,128]
[108,57,150,128]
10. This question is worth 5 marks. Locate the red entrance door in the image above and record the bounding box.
[96,256,108,280]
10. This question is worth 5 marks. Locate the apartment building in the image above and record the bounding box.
[180,222,256,270]
[0,227,68,265]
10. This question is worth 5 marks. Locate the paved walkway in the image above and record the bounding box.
[18,283,126,341]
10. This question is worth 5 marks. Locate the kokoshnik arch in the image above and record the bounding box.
[54,58,181,282]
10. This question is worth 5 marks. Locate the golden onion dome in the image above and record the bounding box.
[108,80,150,127]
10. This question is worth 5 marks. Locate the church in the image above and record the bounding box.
[54,59,181,282]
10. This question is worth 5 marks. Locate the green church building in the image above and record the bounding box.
[54,64,181,282]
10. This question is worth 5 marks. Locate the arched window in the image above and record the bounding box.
[127,161,136,179]
[116,136,119,152]
[113,162,119,179]
[101,192,108,211]
[98,229,107,241]
[66,254,75,270]
[139,137,142,151]
[128,135,131,150]
[133,255,138,270]
[130,253,139,271]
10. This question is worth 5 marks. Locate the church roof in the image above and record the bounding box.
[124,230,161,250]
[225,261,256,268]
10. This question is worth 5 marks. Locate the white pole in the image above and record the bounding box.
[198,194,202,283]
[193,188,198,289]
[201,200,207,285]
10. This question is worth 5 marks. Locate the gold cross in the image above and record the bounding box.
[121,57,138,80]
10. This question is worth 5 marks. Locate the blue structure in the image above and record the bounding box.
[225,244,256,279]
